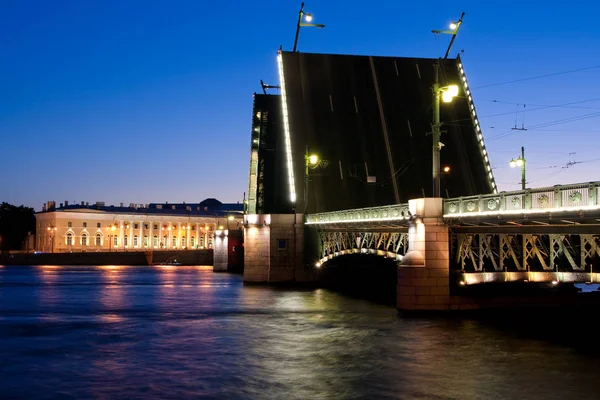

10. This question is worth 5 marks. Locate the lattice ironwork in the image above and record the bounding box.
[453,232,600,273]
[306,203,410,225]
[318,231,408,259]
[444,181,600,216]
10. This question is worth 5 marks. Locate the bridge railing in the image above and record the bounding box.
[305,203,410,225]
[444,181,600,217]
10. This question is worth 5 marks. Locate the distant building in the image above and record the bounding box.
[35,199,243,253]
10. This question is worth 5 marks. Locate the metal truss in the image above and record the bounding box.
[454,232,600,272]
[318,231,408,260]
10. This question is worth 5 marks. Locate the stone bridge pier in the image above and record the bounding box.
[397,198,457,311]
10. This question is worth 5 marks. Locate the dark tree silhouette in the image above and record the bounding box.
[0,202,36,250]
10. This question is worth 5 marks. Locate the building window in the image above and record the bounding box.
[134,223,139,229]
[162,236,167,248]
[143,235,148,247]
[83,222,87,228]
[191,237,195,247]
[181,236,186,247]
[144,224,148,230]
[208,238,213,248]
[66,233,73,246]
[153,224,158,230]
[68,222,72,228]
[97,223,101,228]
[277,239,287,250]
[124,235,128,247]
[191,225,195,231]
[82,233,88,246]
[113,236,118,246]
[172,236,177,247]
[133,235,138,247]
[153,235,158,247]
[200,237,205,248]
[96,233,102,246]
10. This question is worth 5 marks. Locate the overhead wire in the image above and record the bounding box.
[473,64,600,89]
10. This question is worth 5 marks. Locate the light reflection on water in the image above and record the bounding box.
[0,265,599,399]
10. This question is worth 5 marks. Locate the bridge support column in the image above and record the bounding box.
[213,230,229,272]
[213,228,244,272]
[243,214,310,283]
[398,198,452,312]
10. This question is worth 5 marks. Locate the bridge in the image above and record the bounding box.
[214,49,600,312]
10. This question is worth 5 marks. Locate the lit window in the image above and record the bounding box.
[113,236,118,246]
[163,236,168,248]
[82,233,87,246]
[153,235,158,247]
[83,222,87,228]
[208,238,213,248]
[66,233,73,246]
[191,236,195,247]
[124,235,128,247]
[133,235,138,247]
[143,235,148,247]
[97,223,101,228]
[182,236,186,247]
[172,236,177,247]
[96,234,102,246]
[200,237,205,248]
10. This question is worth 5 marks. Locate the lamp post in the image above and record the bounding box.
[304,147,319,214]
[509,146,526,190]
[47,226,57,253]
[432,63,459,198]
[107,224,116,252]
[293,2,325,52]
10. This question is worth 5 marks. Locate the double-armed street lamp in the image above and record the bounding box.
[47,225,57,253]
[509,146,527,190]
[432,71,459,198]
[293,2,325,52]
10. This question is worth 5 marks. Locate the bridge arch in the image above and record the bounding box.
[316,231,408,267]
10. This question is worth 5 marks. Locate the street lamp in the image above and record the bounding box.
[47,226,57,253]
[432,63,459,198]
[509,146,526,190]
[107,224,116,252]
[293,2,325,52]
[304,148,320,213]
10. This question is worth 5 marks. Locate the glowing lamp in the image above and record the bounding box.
[447,85,459,97]
[509,159,517,168]
[442,92,453,103]
[304,13,313,22]
[308,155,319,165]
[449,22,457,30]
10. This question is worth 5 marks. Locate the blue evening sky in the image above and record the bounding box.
[1,1,599,210]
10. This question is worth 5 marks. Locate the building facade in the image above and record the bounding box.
[35,200,243,253]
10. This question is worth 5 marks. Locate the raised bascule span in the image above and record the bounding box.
[238,50,600,312]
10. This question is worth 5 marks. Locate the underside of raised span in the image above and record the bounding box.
[247,51,495,215]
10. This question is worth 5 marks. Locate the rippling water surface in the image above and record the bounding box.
[1,265,599,399]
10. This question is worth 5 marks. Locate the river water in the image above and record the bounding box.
[0,265,599,399]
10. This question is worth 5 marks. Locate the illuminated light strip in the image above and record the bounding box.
[444,203,600,218]
[305,216,408,225]
[277,52,297,204]
[458,60,497,194]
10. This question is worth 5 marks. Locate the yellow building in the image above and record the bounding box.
[35,199,243,253]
